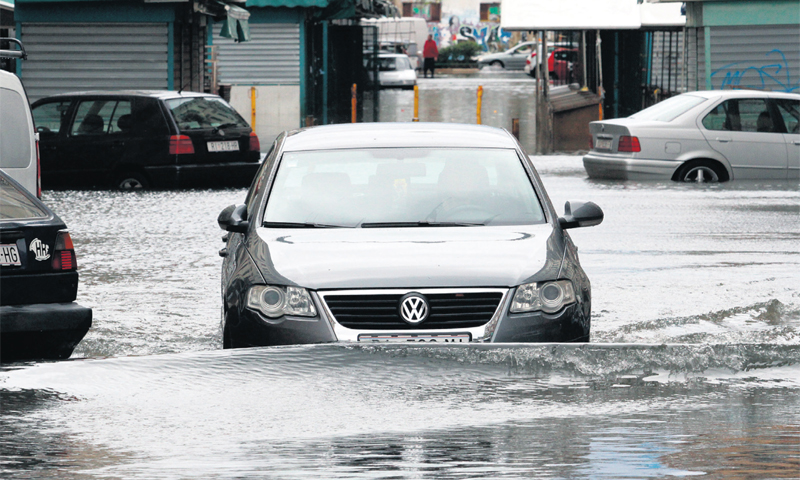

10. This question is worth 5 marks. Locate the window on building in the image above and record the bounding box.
[402,2,441,22]
[480,3,501,22]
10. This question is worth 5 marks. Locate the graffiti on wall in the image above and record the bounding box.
[432,15,511,51]
[711,49,799,93]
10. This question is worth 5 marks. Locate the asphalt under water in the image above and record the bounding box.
[2,72,799,478]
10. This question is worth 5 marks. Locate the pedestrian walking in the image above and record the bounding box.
[422,34,438,78]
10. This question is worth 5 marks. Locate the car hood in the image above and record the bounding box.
[249,224,562,290]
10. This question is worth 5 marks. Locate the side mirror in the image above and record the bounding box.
[558,201,604,230]
[218,204,249,233]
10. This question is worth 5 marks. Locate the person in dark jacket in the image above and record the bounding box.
[422,35,439,78]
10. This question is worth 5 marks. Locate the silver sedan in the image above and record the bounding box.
[583,90,800,182]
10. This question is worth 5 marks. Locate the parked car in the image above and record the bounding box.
[366,53,417,89]
[524,47,578,81]
[217,122,603,348]
[475,41,536,70]
[31,91,261,190]
[0,170,92,361]
[583,90,800,182]
[0,40,40,197]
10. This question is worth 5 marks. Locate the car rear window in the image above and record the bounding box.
[0,175,48,220]
[0,87,33,168]
[166,97,249,131]
[264,148,546,228]
[629,94,708,122]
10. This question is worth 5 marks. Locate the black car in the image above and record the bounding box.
[31,91,261,190]
[0,171,92,361]
[218,123,603,348]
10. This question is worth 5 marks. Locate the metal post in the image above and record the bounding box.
[351,83,357,123]
[413,85,419,122]
[512,118,520,139]
[476,85,483,124]
[250,87,257,129]
[322,21,329,124]
[581,30,588,90]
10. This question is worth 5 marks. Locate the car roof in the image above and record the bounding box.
[686,89,800,101]
[31,90,219,102]
[378,53,410,59]
[282,123,518,152]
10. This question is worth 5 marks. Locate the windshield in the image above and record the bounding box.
[629,94,708,122]
[263,148,546,228]
[166,97,249,131]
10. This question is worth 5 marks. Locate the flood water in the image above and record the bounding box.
[2,72,799,478]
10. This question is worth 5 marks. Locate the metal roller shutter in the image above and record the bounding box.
[708,24,800,92]
[21,23,169,102]
[214,23,300,85]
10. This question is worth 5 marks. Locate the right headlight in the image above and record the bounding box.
[247,285,317,318]
[510,280,576,314]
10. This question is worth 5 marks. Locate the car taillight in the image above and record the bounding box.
[51,231,76,271]
[618,135,641,152]
[169,135,195,155]
[249,132,260,152]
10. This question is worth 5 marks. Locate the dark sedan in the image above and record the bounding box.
[218,123,603,347]
[0,171,92,361]
[31,91,261,190]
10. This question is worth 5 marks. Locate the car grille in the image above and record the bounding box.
[322,291,505,330]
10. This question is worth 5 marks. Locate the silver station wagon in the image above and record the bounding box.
[583,90,800,182]
[218,123,603,347]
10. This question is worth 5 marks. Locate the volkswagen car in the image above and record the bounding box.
[218,123,603,348]
[583,90,800,182]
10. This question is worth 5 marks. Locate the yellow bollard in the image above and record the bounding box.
[476,86,483,125]
[413,85,419,122]
[511,118,520,139]
[250,87,257,129]
[351,84,357,123]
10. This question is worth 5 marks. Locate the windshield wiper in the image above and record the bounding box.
[360,221,485,228]
[212,123,242,133]
[262,221,349,228]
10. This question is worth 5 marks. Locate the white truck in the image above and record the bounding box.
[0,39,39,197]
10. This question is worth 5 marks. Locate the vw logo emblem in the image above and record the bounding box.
[399,293,429,325]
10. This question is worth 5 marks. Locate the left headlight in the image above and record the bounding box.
[247,285,317,318]
[510,280,576,314]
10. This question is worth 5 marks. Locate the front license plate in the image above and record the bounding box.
[207,141,239,152]
[0,244,21,266]
[358,333,471,343]
[595,138,613,150]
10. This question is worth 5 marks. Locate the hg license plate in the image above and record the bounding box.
[595,137,613,150]
[358,333,471,343]
[0,243,21,266]
[207,140,239,152]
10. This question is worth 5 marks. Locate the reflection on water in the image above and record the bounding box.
[2,344,799,479]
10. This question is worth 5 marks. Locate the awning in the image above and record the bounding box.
[500,0,684,30]
[246,0,329,6]
[219,3,251,42]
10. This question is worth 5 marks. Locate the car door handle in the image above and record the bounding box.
[715,137,731,143]
[793,140,800,146]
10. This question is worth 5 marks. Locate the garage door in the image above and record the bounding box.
[214,23,300,85]
[20,23,169,102]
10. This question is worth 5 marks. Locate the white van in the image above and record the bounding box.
[0,40,40,198]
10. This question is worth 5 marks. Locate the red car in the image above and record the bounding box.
[525,47,578,81]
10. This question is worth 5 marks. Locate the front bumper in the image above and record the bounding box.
[225,289,589,347]
[1,302,92,361]
[583,152,681,180]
